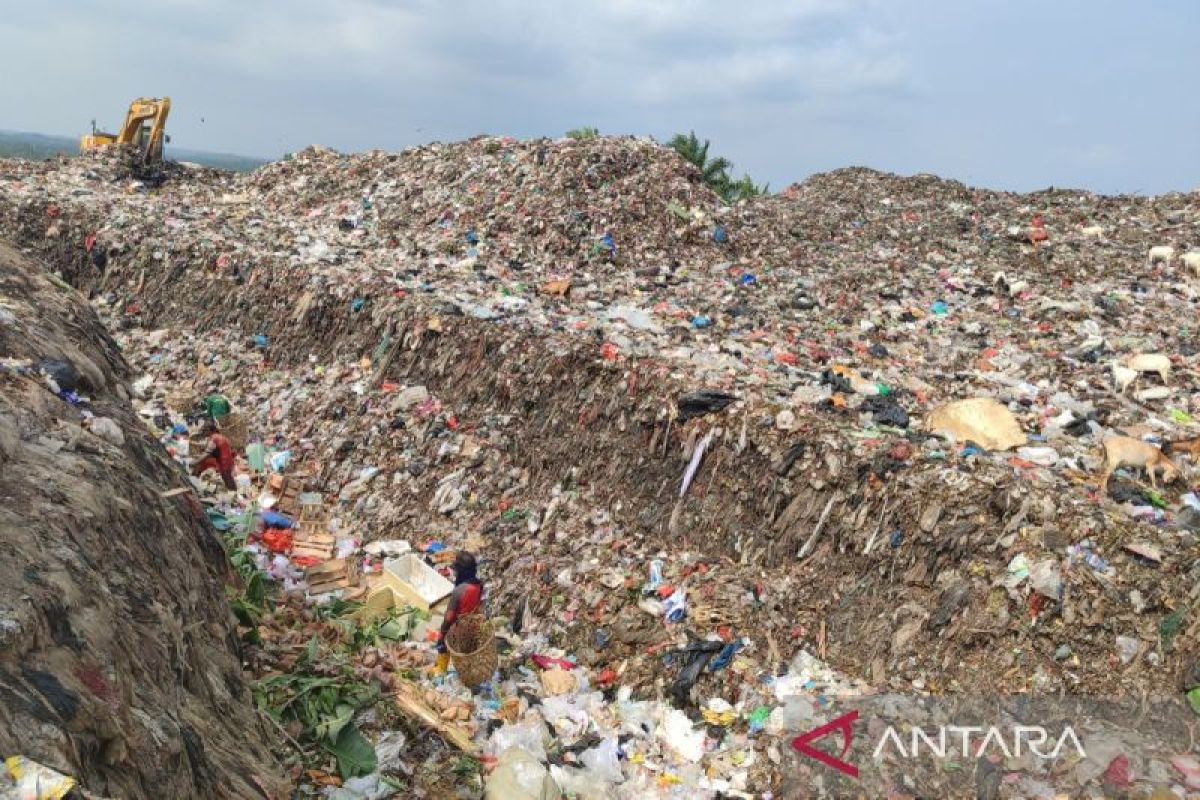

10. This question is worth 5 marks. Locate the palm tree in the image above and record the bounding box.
[728,174,769,201]
[668,131,733,190]
[668,131,769,202]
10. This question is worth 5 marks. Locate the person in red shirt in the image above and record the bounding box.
[192,421,236,490]
[432,551,484,674]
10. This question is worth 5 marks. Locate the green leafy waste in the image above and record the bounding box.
[331,725,378,778]
[254,671,380,778]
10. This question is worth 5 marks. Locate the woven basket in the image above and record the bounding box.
[445,614,497,689]
[166,387,196,413]
[217,412,249,452]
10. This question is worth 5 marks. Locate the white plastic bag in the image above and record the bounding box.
[580,736,623,784]
[488,719,549,761]
[486,747,561,800]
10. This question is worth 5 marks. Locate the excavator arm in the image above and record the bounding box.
[80,96,171,164]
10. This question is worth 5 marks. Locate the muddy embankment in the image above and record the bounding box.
[0,241,285,798]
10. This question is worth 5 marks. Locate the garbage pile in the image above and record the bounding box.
[3,136,1200,796]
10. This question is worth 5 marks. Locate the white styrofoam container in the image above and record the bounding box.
[380,553,454,611]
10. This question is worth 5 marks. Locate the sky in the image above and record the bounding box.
[1,0,1197,194]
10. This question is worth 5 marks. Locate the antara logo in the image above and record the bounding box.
[792,710,1087,779]
[791,711,860,778]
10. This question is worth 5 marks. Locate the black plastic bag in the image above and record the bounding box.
[820,369,854,393]
[37,359,82,393]
[861,395,909,428]
[676,390,737,422]
[669,639,724,706]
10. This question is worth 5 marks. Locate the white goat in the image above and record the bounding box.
[1181,251,1200,275]
[1122,353,1172,385]
[1111,360,1139,394]
[1149,245,1176,265]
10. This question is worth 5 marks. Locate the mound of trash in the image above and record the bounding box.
[3,135,1200,796]
[0,242,284,798]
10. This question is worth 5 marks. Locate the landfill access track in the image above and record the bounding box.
[1,137,1199,797]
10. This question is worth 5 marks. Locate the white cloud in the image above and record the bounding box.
[1,0,1192,193]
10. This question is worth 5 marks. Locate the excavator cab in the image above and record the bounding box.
[80,97,171,166]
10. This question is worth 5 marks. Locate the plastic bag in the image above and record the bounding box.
[488,719,549,761]
[676,390,737,422]
[486,747,560,800]
[659,708,705,762]
[579,736,623,784]
[1028,558,1063,600]
[3,756,76,800]
[37,358,81,393]
[669,639,723,706]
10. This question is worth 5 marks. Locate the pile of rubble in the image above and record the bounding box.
[3,136,1200,797]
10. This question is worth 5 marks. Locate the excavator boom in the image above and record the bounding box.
[80,96,171,164]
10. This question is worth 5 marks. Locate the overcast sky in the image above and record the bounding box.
[2,1,1197,194]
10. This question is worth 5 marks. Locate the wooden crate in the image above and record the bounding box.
[276,478,303,517]
[292,532,335,561]
[298,501,328,523]
[306,557,360,595]
[292,516,335,560]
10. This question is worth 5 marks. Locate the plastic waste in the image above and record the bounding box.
[245,441,266,471]
[1028,559,1063,600]
[3,756,76,800]
[663,587,687,622]
[645,559,664,593]
[1115,635,1141,664]
[579,736,623,784]
[659,708,706,763]
[675,390,737,422]
[37,358,82,393]
[1017,445,1059,466]
[860,396,909,427]
[268,449,291,473]
[701,697,737,726]
[486,747,561,800]
[670,639,723,705]
[488,719,550,761]
[1067,542,1109,573]
[708,638,745,671]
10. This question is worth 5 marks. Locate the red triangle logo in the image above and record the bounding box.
[791,709,859,778]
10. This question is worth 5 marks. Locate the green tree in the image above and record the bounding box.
[728,174,769,201]
[668,131,733,190]
[668,131,766,203]
[566,126,600,140]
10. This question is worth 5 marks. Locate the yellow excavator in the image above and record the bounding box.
[80,96,171,165]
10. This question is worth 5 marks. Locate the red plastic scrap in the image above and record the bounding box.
[262,528,294,553]
[530,654,575,671]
